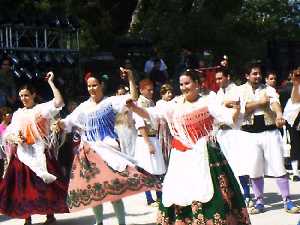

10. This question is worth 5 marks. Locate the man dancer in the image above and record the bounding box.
[239,63,299,214]
[215,67,253,207]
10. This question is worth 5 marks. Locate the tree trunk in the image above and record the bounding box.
[192,0,206,12]
[128,0,143,33]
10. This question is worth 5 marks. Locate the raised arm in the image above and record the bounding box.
[46,71,64,108]
[120,68,138,100]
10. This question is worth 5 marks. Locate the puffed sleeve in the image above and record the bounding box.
[146,102,169,125]
[110,94,131,113]
[38,99,64,118]
[207,93,234,126]
[266,86,280,104]
[132,111,145,129]
[283,98,300,126]
[62,102,86,133]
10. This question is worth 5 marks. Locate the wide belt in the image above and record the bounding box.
[241,124,277,133]
[138,134,157,137]
[242,115,277,133]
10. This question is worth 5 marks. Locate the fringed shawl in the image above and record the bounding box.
[167,102,214,148]
[3,100,63,183]
[4,100,62,148]
[147,93,234,149]
[63,95,131,146]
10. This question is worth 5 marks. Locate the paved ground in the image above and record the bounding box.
[1,177,300,225]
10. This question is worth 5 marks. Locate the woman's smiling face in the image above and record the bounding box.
[179,75,199,101]
[19,89,36,108]
[87,77,103,102]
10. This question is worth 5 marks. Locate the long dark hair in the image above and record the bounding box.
[18,84,36,95]
[18,84,41,103]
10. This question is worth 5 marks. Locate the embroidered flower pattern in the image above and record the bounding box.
[218,174,233,209]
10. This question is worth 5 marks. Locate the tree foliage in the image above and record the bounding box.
[0,0,299,68]
[129,0,300,68]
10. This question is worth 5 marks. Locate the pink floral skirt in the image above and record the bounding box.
[67,143,161,212]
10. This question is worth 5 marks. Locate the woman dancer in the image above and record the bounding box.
[0,72,68,225]
[57,68,160,225]
[127,69,251,224]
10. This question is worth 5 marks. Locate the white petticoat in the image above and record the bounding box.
[17,141,56,184]
[283,99,300,126]
[162,138,214,207]
[217,129,255,177]
[134,136,166,175]
[88,137,137,172]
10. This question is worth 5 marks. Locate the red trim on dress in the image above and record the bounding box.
[171,138,190,152]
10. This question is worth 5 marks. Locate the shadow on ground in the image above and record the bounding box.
[32,211,155,225]
[0,214,11,222]
[258,192,300,212]
[34,215,95,225]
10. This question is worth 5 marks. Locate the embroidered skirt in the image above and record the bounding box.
[0,148,69,219]
[67,143,161,212]
[157,142,251,225]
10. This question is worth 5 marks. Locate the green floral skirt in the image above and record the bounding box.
[157,142,251,225]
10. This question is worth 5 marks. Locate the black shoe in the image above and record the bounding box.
[24,218,32,225]
[292,175,300,182]
[43,216,56,225]
[147,199,155,205]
